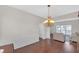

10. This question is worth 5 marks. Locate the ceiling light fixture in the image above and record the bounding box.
[43,5,55,26]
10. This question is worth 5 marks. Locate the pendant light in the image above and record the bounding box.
[43,5,55,26]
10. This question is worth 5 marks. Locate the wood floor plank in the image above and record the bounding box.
[15,39,77,53]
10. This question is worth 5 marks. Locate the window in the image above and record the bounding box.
[56,25,71,35]
[56,25,61,33]
[56,25,72,41]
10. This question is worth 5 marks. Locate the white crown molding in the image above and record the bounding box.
[55,17,79,22]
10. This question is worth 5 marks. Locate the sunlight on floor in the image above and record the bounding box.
[64,41,74,52]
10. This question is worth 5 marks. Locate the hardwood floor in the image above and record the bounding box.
[0,44,14,53]
[15,39,77,53]
[77,44,79,52]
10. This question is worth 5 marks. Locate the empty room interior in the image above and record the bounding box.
[0,5,78,53]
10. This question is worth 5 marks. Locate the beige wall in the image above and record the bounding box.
[0,6,44,49]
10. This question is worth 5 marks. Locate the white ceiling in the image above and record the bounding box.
[9,5,79,18]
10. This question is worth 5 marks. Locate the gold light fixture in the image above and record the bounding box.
[43,5,55,26]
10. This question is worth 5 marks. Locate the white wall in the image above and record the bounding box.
[0,6,44,49]
[39,24,45,39]
[39,24,51,39]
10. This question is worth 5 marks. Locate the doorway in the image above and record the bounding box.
[56,25,72,42]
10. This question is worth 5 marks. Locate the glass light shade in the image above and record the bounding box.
[43,17,55,26]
